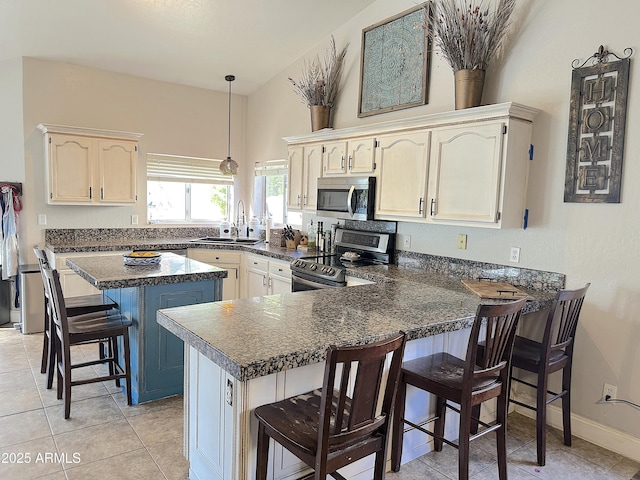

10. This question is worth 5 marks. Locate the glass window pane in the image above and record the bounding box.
[191,183,228,221]
[148,181,186,221]
[265,174,286,225]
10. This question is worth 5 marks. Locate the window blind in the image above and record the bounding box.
[147,153,234,185]
[254,159,288,176]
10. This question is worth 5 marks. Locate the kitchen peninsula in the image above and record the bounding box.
[65,252,227,404]
[157,267,561,480]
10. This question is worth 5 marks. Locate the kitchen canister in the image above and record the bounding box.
[220,220,232,238]
[248,217,261,239]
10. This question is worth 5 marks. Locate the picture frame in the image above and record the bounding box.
[358,3,430,118]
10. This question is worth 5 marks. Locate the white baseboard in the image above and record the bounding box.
[513,402,640,463]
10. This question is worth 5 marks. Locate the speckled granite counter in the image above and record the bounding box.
[65,252,228,289]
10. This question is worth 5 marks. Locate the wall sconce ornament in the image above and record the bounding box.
[564,45,632,203]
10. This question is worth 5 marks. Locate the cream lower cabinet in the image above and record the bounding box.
[287,143,322,211]
[375,131,431,220]
[245,254,291,298]
[38,124,142,205]
[187,250,240,300]
[427,117,533,228]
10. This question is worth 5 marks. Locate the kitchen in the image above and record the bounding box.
[1,0,639,479]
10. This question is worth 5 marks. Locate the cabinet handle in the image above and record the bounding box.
[253,261,258,265]
[303,194,307,207]
[215,256,220,260]
[430,198,435,216]
[100,187,104,200]
[268,277,272,289]
[297,194,301,207]
[418,197,424,215]
[89,187,92,199]
[341,156,344,169]
[348,155,352,170]
[263,275,266,287]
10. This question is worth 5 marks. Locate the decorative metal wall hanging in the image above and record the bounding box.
[564,45,632,203]
[358,3,430,117]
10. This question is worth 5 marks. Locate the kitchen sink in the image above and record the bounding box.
[190,237,260,245]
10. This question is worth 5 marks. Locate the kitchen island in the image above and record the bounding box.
[66,252,227,404]
[157,271,558,480]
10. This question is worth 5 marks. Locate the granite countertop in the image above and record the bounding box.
[65,252,228,289]
[157,269,555,382]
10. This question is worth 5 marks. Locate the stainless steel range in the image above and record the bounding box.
[290,227,395,291]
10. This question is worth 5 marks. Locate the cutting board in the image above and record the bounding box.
[461,280,529,299]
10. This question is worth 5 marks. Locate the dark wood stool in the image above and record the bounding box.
[391,298,527,480]
[254,332,406,480]
[509,284,590,466]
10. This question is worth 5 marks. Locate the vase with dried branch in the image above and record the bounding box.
[430,0,516,109]
[288,36,349,131]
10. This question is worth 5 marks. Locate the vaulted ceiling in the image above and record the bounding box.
[0,0,375,95]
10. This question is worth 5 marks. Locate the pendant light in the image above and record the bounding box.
[219,74,239,176]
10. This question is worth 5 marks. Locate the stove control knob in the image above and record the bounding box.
[310,264,317,271]
[327,268,334,275]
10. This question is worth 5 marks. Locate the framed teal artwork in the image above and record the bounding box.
[358,3,430,117]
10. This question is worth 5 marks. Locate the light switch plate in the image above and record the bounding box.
[457,234,467,250]
[403,235,411,249]
[131,215,138,225]
[38,214,47,225]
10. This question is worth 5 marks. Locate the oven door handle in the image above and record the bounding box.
[347,185,356,218]
[292,274,340,290]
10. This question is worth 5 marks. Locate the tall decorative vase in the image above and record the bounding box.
[454,69,486,110]
[310,105,331,132]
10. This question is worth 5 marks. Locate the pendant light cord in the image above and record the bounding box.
[225,74,235,159]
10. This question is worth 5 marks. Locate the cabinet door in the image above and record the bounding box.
[428,122,504,225]
[98,140,138,203]
[323,141,347,175]
[302,144,323,210]
[376,131,430,219]
[246,268,268,297]
[268,260,291,295]
[287,146,304,209]
[48,134,93,203]
[348,137,376,174]
[221,267,239,300]
[187,250,241,300]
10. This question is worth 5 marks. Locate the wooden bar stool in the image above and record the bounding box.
[508,284,590,466]
[254,332,406,480]
[34,248,117,389]
[391,298,527,480]
[41,264,133,418]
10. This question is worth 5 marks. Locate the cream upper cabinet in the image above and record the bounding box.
[375,131,430,219]
[287,143,322,211]
[284,103,538,228]
[427,117,533,228]
[287,146,304,209]
[323,140,347,175]
[323,137,376,176]
[38,124,142,206]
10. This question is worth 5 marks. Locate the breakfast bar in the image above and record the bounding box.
[66,252,228,404]
[157,270,558,480]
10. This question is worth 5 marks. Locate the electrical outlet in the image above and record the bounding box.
[403,235,411,249]
[457,234,467,250]
[510,247,521,263]
[131,215,138,225]
[603,383,617,402]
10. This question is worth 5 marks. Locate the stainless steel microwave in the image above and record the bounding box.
[316,176,376,220]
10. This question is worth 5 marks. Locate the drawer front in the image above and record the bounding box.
[188,249,241,265]
[268,260,291,277]
[246,255,269,272]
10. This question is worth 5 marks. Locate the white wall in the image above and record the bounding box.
[247,0,640,440]
[20,57,250,258]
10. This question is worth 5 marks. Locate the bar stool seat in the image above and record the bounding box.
[42,264,132,418]
[255,332,406,480]
[34,248,117,389]
[391,298,527,480]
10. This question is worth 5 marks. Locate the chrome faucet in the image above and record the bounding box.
[236,199,246,237]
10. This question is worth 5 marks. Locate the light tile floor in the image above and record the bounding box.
[0,326,638,480]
